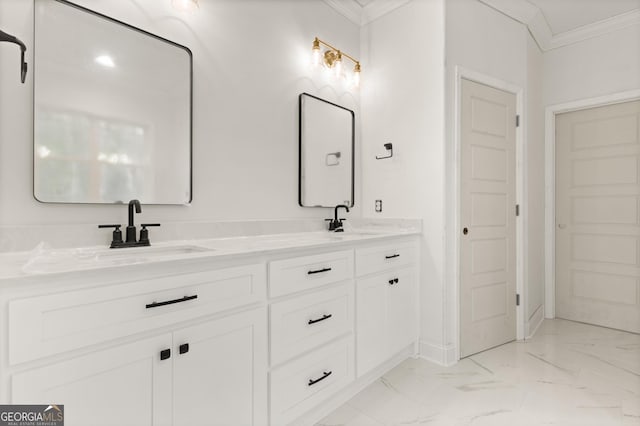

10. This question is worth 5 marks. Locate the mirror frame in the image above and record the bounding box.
[298,92,355,208]
[33,0,193,205]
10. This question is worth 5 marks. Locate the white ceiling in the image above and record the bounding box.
[527,0,640,35]
[353,0,376,7]
[324,0,640,50]
[479,0,640,50]
[322,0,410,26]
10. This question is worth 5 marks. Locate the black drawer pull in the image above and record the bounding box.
[160,348,171,361]
[308,371,332,386]
[308,267,332,275]
[385,254,400,259]
[146,295,198,309]
[308,314,333,325]
[388,278,399,285]
[179,343,190,355]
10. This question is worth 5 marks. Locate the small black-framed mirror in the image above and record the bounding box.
[298,93,355,208]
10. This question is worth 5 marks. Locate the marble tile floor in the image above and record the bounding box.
[316,319,640,426]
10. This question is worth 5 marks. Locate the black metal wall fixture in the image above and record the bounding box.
[0,29,28,83]
[375,143,393,160]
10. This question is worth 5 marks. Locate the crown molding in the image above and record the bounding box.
[322,0,362,26]
[546,9,640,50]
[479,0,640,51]
[361,0,412,25]
[322,0,411,26]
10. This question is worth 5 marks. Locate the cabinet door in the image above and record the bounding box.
[12,334,172,426]
[356,275,388,377]
[173,307,268,426]
[387,267,418,354]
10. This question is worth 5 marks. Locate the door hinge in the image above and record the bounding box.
[516,204,520,216]
[516,294,520,306]
[516,115,520,127]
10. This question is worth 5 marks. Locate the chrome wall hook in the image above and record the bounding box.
[0,29,28,84]
[375,143,393,160]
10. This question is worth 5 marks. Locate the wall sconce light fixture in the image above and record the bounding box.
[312,37,360,87]
[172,0,199,13]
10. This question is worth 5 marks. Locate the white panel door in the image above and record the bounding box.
[556,100,640,333]
[460,78,517,358]
[172,307,268,426]
[12,334,173,426]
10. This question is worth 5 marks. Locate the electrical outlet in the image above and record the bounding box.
[375,200,382,212]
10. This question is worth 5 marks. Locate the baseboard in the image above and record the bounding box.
[525,304,545,339]
[418,340,457,366]
[291,344,415,426]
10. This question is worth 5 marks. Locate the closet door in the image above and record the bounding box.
[556,100,640,333]
[460,78,517,358]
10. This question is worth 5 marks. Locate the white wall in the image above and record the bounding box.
[525,33,545,336]
[444,0,544,361]
[544,24,640,106]
[0,0,360,247]
[359,0,446,361]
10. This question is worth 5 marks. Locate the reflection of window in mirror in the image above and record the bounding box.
[33,0,192,205]
[35,109,151,203]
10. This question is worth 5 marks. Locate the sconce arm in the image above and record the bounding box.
[0,29,28,83]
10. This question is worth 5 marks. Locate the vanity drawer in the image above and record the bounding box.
[270,282,353,366]
[269,250,353,298]
[8,263,266,365]
[355,240,418,277]
[270,336,354,426]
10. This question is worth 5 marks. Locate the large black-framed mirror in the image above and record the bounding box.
[33,0,192,204]
[298,93,354,208]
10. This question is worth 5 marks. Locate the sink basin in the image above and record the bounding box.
[22,244,213,274]
[93,244,212,259]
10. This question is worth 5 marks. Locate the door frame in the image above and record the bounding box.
[453,66,525,361]
[544,89,640,319]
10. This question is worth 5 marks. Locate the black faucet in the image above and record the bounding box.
[126,199,142,243]
[99,199,160,248]
[326,204,349,232]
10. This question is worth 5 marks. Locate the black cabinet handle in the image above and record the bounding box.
[308,371,332,386]
[179,343,189,355]
[160,348,171,361]
[388,278,400,285]
[308,267,332,275]
[385,254,400,259]
[308,314,333,325]
[146,295,198,309]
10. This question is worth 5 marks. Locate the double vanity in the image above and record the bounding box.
[0,227,420,426]
[7,2,417,424]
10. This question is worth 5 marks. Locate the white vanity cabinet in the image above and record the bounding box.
[12,333,173,426]
[0,232,420,426]
[268,250,356,426]
[11,308,268,426]
[3,262,268,426]
[355,241,419,377]
[172,308,267,426]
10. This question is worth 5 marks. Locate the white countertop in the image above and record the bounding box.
[0,227,420,280]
